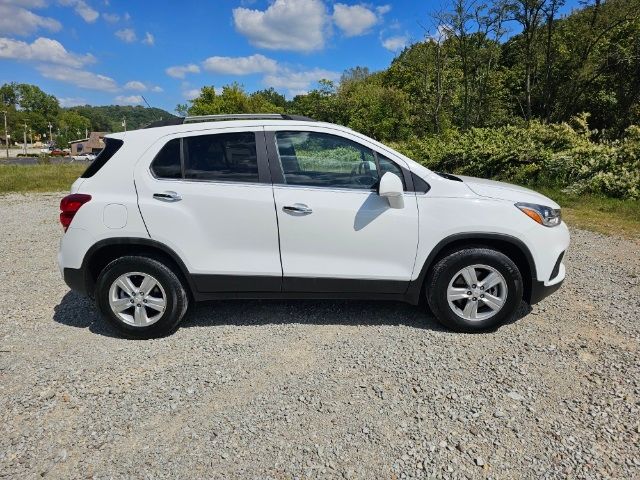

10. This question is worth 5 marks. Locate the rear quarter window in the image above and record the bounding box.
[81,138,124,178]
[150,138,181,179]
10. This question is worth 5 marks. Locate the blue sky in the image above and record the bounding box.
[0,0,583,114]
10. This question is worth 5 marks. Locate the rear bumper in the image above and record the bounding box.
[63,267,88,296]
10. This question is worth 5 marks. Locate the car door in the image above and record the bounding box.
[134,128,282,292]
[265,126,419,293]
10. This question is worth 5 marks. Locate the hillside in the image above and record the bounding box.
[65,105,176,132]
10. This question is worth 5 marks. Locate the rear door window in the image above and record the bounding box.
[184,132,259,183]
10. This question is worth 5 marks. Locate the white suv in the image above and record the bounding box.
[58,114,569,338]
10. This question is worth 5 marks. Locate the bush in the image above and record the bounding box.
[391,119,640,199]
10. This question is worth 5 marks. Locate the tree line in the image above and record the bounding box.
[0,82,173,147]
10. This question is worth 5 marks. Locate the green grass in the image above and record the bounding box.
[537,187,640,238]
[0,164,86,194]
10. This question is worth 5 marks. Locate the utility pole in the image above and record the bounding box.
[23,123,27,155]
[2,110,8,159]
[48,122,53,146]
[29,128,33,147]
[122,118,127,132]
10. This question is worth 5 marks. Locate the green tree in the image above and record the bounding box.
[184,83,283,115]
[341,78,411,141]
[290,80,342,123]
[386,40,458,134]
[251,88,287,109]
[56,111,91,146]
[15,83,60,119]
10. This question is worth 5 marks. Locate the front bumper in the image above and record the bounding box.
[529,277,564,305]
[528,251,566,305]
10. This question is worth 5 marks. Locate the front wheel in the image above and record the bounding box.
[95,256,189,339]
[426,248,523,332]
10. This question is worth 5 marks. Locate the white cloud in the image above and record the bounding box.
[233,0,328,52]
[166,63,200,79]
[114,94,143,105]
[171,52,337,97]
[0,36,95,68]
[74,0,98,22]
[123,80,146,91]
[142,31,154,45]
[59,0,99,23]
[333,3,382,37]
[263,68,340,96]
[123,80,162,92]
[38,65,118,91]
[115,28,136,43]
[5,0,48,7]
[0,3,61,36]
[381,34,408,52]
[59,96,87,107]
[376,5,391,15]
[102,12,119,23]
[202,54,278,75]
[183,88,201,100]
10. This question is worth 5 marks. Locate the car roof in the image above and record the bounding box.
[106,118,346,141]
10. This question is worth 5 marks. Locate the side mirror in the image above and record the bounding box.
[378,172,404,209]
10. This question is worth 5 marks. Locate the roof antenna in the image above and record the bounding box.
[141,95,152,108]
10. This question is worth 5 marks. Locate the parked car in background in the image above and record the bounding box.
[50,149,66,157]
[58,114,570,339]
[72,153,97,161]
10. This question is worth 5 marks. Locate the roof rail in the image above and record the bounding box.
[144,117,184,128]
[143,113,316,128]
[183,113,316,123]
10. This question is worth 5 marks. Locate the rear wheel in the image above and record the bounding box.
[96,256,189,339]
[426,248,523,332]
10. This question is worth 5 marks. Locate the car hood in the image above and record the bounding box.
[458,175,560,209]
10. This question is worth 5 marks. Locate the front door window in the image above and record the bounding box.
[275,131,380,190]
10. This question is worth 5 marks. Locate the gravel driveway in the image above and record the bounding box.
[1,193,638,479]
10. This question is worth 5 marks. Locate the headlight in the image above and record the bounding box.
[515,202,562,227]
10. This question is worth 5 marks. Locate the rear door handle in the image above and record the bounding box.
[153,191,182,202]
[283,203,312,215]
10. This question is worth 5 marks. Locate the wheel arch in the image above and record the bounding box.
[407,233,537,304]
[80,238,195,299]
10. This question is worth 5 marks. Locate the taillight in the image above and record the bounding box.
[60,194,91,231]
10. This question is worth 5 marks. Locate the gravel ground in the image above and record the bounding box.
[1,193,639,479]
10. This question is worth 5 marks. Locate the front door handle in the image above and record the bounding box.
[153,191,182,202]
[283,203,312,215]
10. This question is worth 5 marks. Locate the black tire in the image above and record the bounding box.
[95,256,189,339]
[426,247,523,332]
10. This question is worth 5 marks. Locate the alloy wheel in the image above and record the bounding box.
[108,272,167,327]
[446,264,508,321]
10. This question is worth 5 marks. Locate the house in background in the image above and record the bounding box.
[69,132,107,155]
